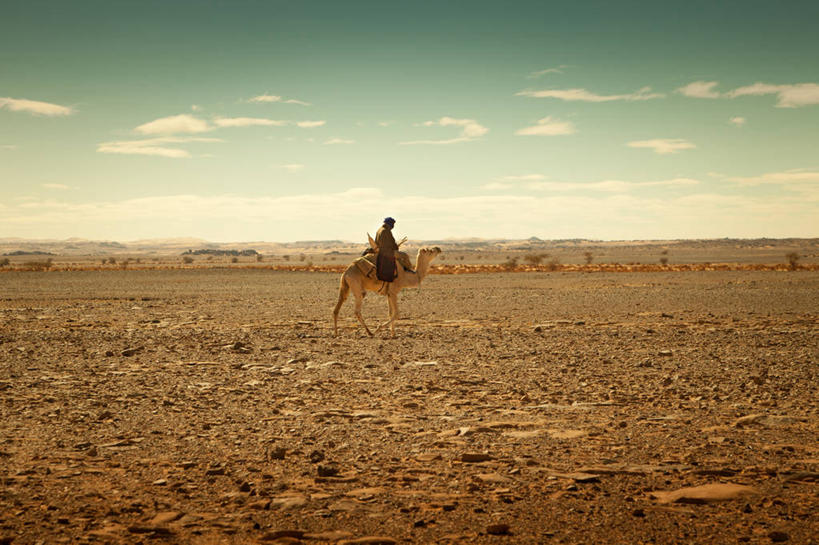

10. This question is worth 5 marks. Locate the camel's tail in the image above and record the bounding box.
[332,275,350,336]
[333,275,349,315]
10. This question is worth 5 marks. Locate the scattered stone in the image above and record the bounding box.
[659,349,673,357]
[149,511,182,525]
[127,525,173,535]
[337,537,397,545]
[309,450,325,463]
[460,453,493,463]
[261,530,305,541]
[650,483,760,504]
[121,347,141,357]
[304,530,354,541]
[768,531,790,542]
[476,473,511,484]
[486,523,511,535]
[317,465,339,477]
[205,466,226,476]
[152,478,168,486]
[268,447,287,460]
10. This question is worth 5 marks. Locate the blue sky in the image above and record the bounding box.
[1,0,817,241]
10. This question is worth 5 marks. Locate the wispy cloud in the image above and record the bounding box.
[0,97,75,116]
[486,176,700,192]
[723,169,819,188]
[677,81,721,99]
[677,80,819,108]
[516,86,664,102]
[247,94,311,106]
[729,116,746,127]
[135,114,212,135]
[97,136,222,158]
[515,116,576,136]
[324,138,355,145]
[527,65,568,78]
[400,116,489,145]
[42,183,70,190]
[279,163,305,172]
[296,120,326,128]
[627,138,696,154]
[213,117,288,128]
[1,144,18,150]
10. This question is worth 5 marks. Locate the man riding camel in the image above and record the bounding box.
[374,217,413,281]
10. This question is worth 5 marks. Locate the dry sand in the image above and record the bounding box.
[1,269,817,544]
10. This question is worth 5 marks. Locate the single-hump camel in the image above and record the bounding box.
[333,245,441,337]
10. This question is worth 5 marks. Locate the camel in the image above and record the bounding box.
[333,244,442,337]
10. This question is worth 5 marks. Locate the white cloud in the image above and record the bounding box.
[677,80,819,108]
[1,144,18,150]
[486,176,700,193]
[135,114,212,135]
[676,81,721,98]
[279,163,305,172]
[296,120,326,128]
[729,116,746,127]
[191,104,202,112]
[213,117,288,128]
[515,116,576,136]
[42,183,70,190]
[97,136,222,158]
[627,138,696,154]
[324,138,355,145]
[728,82,819,108]
[248,94,311,106]
[527,65,568,78]
[0,97,74,116]
[516,86,664,102]
[723,169,819,191]
[377,121,392,127]
[400,116,489,145]
[2,185,815,241]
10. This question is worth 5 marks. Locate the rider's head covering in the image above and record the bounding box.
[383,217,396,226]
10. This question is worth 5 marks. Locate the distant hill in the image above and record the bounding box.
[0,237,816,256]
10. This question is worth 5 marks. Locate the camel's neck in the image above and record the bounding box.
[414,252,434,282]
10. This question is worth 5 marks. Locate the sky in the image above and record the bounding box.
[1,0,818,242]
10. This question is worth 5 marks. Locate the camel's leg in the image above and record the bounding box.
[388,293,399,337]
[332,277,350,337]
[353,291,373,337]
[375,293,399,337]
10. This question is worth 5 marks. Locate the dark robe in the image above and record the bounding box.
[375,224,398,281]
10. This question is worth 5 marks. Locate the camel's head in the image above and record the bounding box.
[418,246,442,261]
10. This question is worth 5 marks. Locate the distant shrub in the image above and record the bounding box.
[583,251,594,265]
[182,256,194,264]
[283,255,290,261]
[661,249,669,255]
[0,258,9,267]
[24,258,53,271]
[785,252,800,271]
[256,254,264,262]
[108,257,116,265]
[299,254,306,262]
[545,257,560,271]
[659,257,669,266]
[523,253,548,265]
[502,256,519,269]
[231,257,239,263]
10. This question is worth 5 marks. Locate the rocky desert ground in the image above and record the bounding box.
[1,267,817,544]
